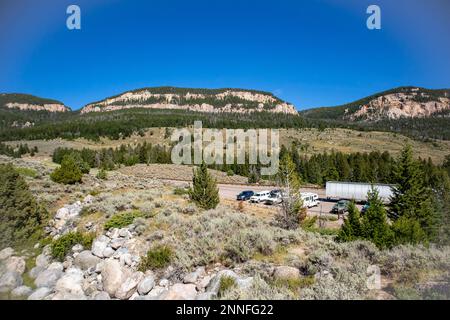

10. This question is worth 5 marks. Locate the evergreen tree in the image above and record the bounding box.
[276,153,304,229]
[189,162,219,210]
[50,154,83,184]
[338,201,362,242]
[361,188,393,249]
[0,164,47,247]
[389,145,435,242]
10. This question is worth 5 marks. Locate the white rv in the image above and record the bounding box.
[301,192,320,208]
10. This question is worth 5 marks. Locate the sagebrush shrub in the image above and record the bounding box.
[51,231,94,261]
[138,245,173,271]
[104,210,143,230]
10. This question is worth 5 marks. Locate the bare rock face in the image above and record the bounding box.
[74,251,101,270]
[5,102,69,112]
[81,88,298,115]
[5,256,26,275]
[346,89,450,121]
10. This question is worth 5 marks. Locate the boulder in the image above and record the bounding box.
[91,238,109,258]
[110,238,125,250]
[102,247,115,258]
[72,244,84,253]
[115,271,144,300]
[101,259,123,297]
[54,268,85,299]
[273,266,300,281]
[93,291,111,300]
[183,266,206,284]
[34,266,63,288]
[11,285,33,298]
[74,251,101,270]
[0,247,14,260]
[35,253,50,268]
[5,256,26,275]
[29,266,45,279]
[28,287,52,300]
[159,283,197,300]
[197,275,212,290]
[0,271,23,292]
[137,274,155,295]
[119,253,133,267]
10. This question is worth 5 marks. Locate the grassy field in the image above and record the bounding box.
[5,127,450,164]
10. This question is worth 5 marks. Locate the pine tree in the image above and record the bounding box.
[389,145,435,243]
[189,162,219,210]
[0,164,47,247]
[50,154,83,184]
[361,188,393,249]
[338,201,362,242]
[276,153,304,229]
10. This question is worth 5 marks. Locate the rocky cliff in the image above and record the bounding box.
[81,87,298,115]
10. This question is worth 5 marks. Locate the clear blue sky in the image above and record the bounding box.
[0,0,449,110]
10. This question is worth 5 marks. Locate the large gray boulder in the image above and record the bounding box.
[28,287,52,300]
[0,271,23,293]
[137,274,155,295]
[53,268,86,300]
[115,271,144,300]
[34,263,64,288]
[273,266,300,281]
[29,266,45,279]
[5,256,26,275]
[0,248,14,260]
[159,283,197,300]
[35,253,50,268]
[93,291,111,300]
[91,237,109,258]
[74,251,101,270]
[11,285,33,298]
[101,259,123,297]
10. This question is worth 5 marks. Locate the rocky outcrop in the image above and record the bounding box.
[5,103,70,113]
[346,89,450,121]
[81,88,298,115]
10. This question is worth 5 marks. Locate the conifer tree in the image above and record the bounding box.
[362,188,393,249]
[389,145,435,242]
[50,154,83,184]
[189,161,219,210]
[338,201,362,242]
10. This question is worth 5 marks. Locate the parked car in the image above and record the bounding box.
[361,203,370,214]
[249,190,271,203]
[264,190,283,205]
[236,190,254,201]
[330,200,350,214]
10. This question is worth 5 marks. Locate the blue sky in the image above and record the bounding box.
[0,0,449,110]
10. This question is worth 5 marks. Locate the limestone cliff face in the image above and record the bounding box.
[345,88,450,121]
[5,102,70,113]
[81,88,298,115]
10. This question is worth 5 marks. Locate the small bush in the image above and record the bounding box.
[273,276,315,292]
[50,155,83,184]
[138,245,173,271]
[173,187,189,196]
[96,168,108,180]
[104,210,143,230]
[15,167,38,178]
[51,232,94,261]
[218,276,237,297]
[226,169,234,176]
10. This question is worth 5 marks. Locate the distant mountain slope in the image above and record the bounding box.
[0,93,70,113]
[81,87,298,115]
[302,87,450,121]
[0,93,71,129]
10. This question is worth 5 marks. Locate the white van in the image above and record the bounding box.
[301,192,320,208]
[249,191,271,203]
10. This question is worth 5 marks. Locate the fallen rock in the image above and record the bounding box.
[0,271,23,292]
[115,271,144,300]
[74,251,101,270]
[35,254,50,268]
[28,287,52,300]
[101,259,123,297]
[159,283,197,300]
[11,285,33,298]
[29,266,44,279]
[273,266,300,281]
[94,291,111,300]
[5,256,26,275]
[0,247,14,260]
[54,268,85,299]
[102,247,115,258]
[34,266,63,288]
[137,274,155,295]
[184,266,206,284]
[91,238,109,258]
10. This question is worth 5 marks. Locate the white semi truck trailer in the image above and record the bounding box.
[326,181,394,203]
